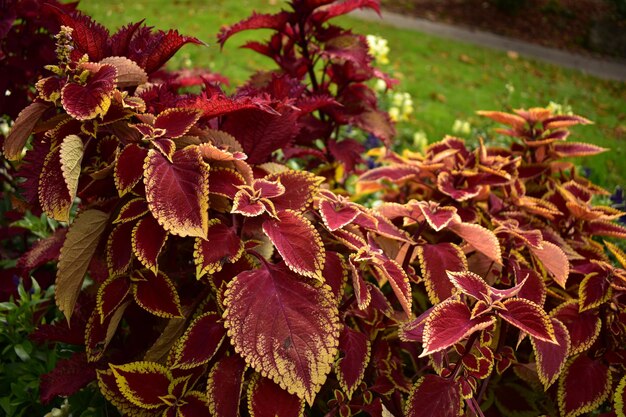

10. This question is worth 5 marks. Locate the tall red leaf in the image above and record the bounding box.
[531,318,570,389]
[416,243,467,304]
[207,354,247,417]
[247,375,304,417]
[405,374,463,417]
[223,262,340,405]
[262,210,325,280]
[558,355,612,417]
[335,326,371,399]
[420,298,494,357]
[172,312,226,369]
[143,146,209,238]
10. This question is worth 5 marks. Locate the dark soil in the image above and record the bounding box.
[380,0,626,58]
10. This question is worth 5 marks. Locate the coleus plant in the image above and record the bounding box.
[3,2,626,417]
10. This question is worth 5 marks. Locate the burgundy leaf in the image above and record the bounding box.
[405,374,462,417]
[207,354,247,417]
[154,108,201,139]
[335,326,371,399]
[223,261,340,405]
[107,222,135,276]
[96,276,131,322]
[194,220,244,277]
[416,243,467,304]
[266,170,322,212]
[551,301,601,355]
[421,298,494,357]
[218,11,290,46]
[132,214,168,273]
[144,146,210,238]
[499,298,556,343]
[113,198,149,224]
[262,210,325,280]
[40,352,96,404]
[221,107,300,164]
[531,318,570,390]
[115,144,148,196]
[132,270,183,318]
[172,312,226,369]
[110,361,171,409]
[247,375,304,417]
[558,355,612,417]
[61,64,117,121]
[17,228,67,273]
[446,270,491,301]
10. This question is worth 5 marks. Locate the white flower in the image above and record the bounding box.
[452,119,471,135]
[366,34,390,65]
[413,131,428,152]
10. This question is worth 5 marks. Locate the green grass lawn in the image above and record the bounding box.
[79,0,626,189]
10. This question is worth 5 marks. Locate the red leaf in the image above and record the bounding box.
[209,167,247,199]
[115,144,148,196]
[3,101,50,160]
[113,198,149,224]
[446,270,491,301]
[551,300,601,355]
[172,312,226,369]
[266,170,322,212]
[499,298,555,343]
[132,271,183,318]
[348,253,371,309]
[39,147,73,222]
[531,318,570,390]
[311,0,380,23]
[319,198,360,231]
[179,391,212,417]
[207,354,247,417]
[558,355,612,417]
[370,255,412,317]
[323,251,348,301]
[40,352,96,404]
[154,108,201,139]
[107,222,135,276]
[218,11,290,46]
[416,243,467,304]
[61,64,117,120]
[262,210,325,280]
[448,221,502,264]
[144,146,209,238]
[335,326,371,399]
[97,276,131,322]
[223,262,340,405]
[405,374,462,417]
[421,298,494,357]
[194,220,244,277]
[247,375,304,417]
[139,29,202,74]
[418,202,457,231]
[585,220,626,238]
[552,142,608,157]
[132,214,168,273]
[579,272,611,311]
[52,10,110,61]
[530,241,569,288]
[358,164,420,184]
[221,107,300,164]
[110,361,171,409]
[17,228,67,273]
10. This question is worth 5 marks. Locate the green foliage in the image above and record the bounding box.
[0,280,56,417]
